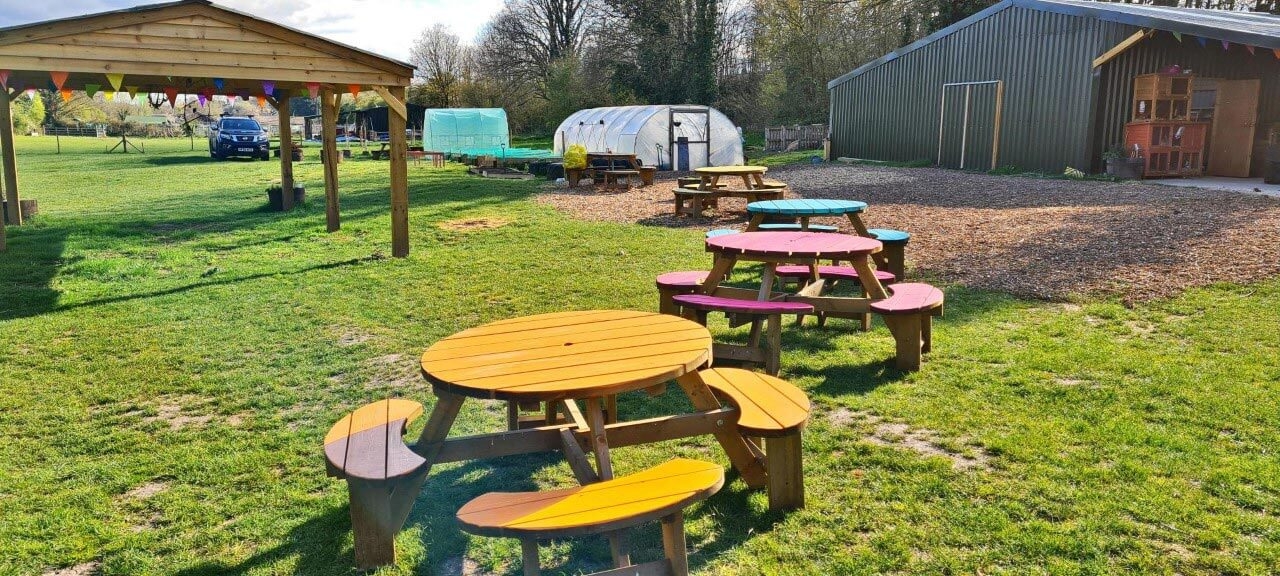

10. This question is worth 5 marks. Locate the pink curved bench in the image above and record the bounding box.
[869,283,944,371]
[671,295,812,375]
[656,271,711,315]
[774,265,896,284]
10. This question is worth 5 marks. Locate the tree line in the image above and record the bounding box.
[409,0,1279,135]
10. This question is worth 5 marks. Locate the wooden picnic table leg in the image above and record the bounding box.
[741,174,753,188]
[582,396,630,568]
[758,263,778,301]
[675,372,767,488]
[753,173,765,188]
[848,212,891,270]
[747,213,766,231]
[700,255,738,295]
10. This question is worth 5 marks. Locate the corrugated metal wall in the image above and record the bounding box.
[829,5,1134,173]
[1096,33,1280,173]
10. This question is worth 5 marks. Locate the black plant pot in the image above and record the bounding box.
[267,186,305,210]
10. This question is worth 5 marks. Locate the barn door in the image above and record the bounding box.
[1208,79,1260,178]
[937,81,1004,170]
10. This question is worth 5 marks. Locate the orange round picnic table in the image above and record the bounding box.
[420,310,713,402]
[695,165,769,189]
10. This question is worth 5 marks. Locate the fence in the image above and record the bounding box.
[764,124,827,152]
[42,126,105,137]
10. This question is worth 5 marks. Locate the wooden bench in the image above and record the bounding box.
[673,187,714,216]
[694,367,809,511]
[717,188,785,203]
[868,228,910,280]
[603,169,640,189]
[705,228,739,239]
[656,271,710,315]
[638,166,658,185]
[756,223,839,233]
[870,283,944,371]
[456,458,724,576]
[671,294,813,375]
[775,265,897,329]
[324,399,428,569]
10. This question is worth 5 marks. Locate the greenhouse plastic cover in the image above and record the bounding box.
[553,105,743,170]
[423,108,510,153]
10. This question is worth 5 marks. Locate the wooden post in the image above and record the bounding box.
[276,96,295,211]
[0,87,21,226]
[320,89,341,231]
[382,86,410,257]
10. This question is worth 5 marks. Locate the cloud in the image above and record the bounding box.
[0,0,504,60]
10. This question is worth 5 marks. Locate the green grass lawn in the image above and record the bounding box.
[2,136,1278,575]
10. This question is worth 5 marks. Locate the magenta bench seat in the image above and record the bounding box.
[656,271,709,288]
[672,294,814,315]
[774,265,896,284]
[870,283,944,315]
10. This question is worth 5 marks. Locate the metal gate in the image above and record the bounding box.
[937,80,1005,170]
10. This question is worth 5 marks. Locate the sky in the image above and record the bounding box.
[0,0,505,60]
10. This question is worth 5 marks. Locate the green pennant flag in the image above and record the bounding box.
[84,83,100,97]
[1171,32,1182,42]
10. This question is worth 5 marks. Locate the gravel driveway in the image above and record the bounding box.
[536,163,1280,303]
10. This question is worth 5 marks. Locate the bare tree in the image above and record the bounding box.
[409,24,467,108]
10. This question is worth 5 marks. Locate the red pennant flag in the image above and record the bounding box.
[0,70,9,90]
[50,71,69,90]
[348,84,361,98]
[164,87,178,108]
[306,82,320,98]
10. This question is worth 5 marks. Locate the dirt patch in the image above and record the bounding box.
[122,481,169,501]
[439,217,511,233]
[865,422,993,472]
[43,562,99,576]
[436,556,492,575]
[827,407,876,427]
[334,326,372,347]
[536,164,1280,303]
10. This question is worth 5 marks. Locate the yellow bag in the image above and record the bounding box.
[563,144,587,170]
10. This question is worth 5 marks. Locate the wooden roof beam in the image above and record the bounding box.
[1093,29,1155,69]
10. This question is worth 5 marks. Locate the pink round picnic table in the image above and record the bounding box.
[706,231,882,260]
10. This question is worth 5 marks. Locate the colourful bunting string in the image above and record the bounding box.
[212,78,224,91]
[262,80,275,97]
[306,82,320,98]
[0,70,8,90]
[348,84,360,98]
[197,93,208,106]
[60,88,72,102]
[164,87,178,108]
[1221,40,1230,50]
[1171,32,1182,42]
[105,73,124,91]
[125,86,138,100]
[84,83,100,97]
[256,95,267,108]
[50,71,69,90]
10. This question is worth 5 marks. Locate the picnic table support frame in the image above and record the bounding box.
[0,87,21,228]
[320,88,341,232]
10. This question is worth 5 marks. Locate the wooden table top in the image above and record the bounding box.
[695,165,768,175]
[748,199,867,215]
[706,231,882,259]
[421,310,712,401]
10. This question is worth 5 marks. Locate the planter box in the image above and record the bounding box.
[1105,158,1145,179]
[267,186,305,210]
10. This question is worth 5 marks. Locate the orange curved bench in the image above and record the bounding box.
[457,458,724,576]
[870,283,944,371]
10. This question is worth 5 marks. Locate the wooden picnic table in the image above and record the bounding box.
[416,309,769,491]
[746,199,890,270]
[587,152,641,170]
[695,165,768,190]
[701,231,889,328]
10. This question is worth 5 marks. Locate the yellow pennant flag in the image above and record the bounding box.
[105,73,124,91]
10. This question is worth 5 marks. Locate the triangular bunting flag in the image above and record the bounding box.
[1196,36,1207,47]
[1246,45,1256,56]
[0,70,8,90]
[50,71,69,90]
[262,81,275,97]
[164,87,178,108]
[213,78,224,91]
[348,84,361,98]
[84,83,100,97]
[25,89,37,99]
[306,82,320,98]
[126,86,138,99]
[1274,48,1280,60]
[257,95,267,108]
[1171,32,1182,42]
[60,88,73,102]
[237,89,250,100]
[106,91,116,101]
[105,73,124,91]
[1222,40,1230,50]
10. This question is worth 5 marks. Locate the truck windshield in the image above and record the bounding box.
[221,119,261,131]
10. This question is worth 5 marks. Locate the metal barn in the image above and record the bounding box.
[827,0,1280,176]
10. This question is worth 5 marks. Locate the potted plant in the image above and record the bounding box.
[266,182,305,210]
[1103,144,1144,179]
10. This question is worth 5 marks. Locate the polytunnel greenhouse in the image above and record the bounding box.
[553,105,743,170]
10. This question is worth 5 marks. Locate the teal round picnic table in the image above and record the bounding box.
[748,199,867,216]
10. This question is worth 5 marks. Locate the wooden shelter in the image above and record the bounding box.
[0,0,416,256]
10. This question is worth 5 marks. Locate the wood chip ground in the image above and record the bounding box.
[537,164,1280,303]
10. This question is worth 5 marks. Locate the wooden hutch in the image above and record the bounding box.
[1123,73,1209,178]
